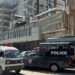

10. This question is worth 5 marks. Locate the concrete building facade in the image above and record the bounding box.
[0,0,70,51]
[0,0,19,32]
[67,0,75,36]
[16,0,65,21]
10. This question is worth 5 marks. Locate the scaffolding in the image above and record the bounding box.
[0,1,18,33]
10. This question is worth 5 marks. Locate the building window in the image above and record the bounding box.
[46,6,48,9]
[24,0,26,1]
[39,4,44,8]
[28,1,32,6]
[33,10,37,15]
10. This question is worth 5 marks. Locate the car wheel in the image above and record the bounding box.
[15,69,21,74]
[0,67,3,75]
[50,64,59,72]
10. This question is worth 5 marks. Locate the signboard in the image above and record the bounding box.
[51,51,67,55]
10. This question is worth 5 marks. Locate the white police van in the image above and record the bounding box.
[0,46,24,74]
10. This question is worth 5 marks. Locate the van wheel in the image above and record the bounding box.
[0,67,3,75]
[50,64,59,72]
[15,69,21,74]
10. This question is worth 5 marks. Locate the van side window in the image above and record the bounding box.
[0,51,4,57]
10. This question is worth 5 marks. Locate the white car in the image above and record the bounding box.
[0,46,24,75]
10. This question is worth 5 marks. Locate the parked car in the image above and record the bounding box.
[22,50,39,68]
[23,42,74,72]
[21,51,31,57]
[0,46,24,75]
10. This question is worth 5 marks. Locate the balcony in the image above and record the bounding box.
[68,0,75,11]
[0,22,40,44]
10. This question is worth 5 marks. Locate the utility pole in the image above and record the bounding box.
[53,0,57,14]
[54,0,57,7]
[36,0,39,15]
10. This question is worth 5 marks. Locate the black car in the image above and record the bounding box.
[24,42,74,72]
[23,50,39,67]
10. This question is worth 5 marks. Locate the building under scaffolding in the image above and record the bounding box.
[0,0,18,33]
[0,10,68,51]
[0,0,75,51]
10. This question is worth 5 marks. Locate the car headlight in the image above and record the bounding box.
[6,61,10,64]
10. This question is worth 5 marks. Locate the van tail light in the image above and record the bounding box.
[67,59,71,65]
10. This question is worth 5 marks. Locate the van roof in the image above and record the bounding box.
[0,46,18,51]
[40,42,70,45]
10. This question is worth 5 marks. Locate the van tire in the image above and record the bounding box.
[0,67,3,75]
[50,64,59,72]
[15,69,21,74]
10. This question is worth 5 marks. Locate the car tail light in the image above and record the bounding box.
[67,59,71,65]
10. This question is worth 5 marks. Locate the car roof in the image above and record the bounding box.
[0,46,18,51]
[40,42,70,45]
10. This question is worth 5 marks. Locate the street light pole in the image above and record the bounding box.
[11,0,14,29]
[47,0,50,10]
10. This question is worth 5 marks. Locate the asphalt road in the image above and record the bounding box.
[2,68,75,75]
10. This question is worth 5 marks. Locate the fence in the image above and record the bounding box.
[0,21,38,40]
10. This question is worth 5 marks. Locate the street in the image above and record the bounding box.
[2,68,75,75]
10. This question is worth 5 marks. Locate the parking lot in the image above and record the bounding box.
[2,68,75,75]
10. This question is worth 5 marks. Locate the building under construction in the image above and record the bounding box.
[0,0,18,33]
[0,0,75,51]
[41,0,75,38]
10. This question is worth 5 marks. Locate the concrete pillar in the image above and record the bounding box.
[69,12,75,36]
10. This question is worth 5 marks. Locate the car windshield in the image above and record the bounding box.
[21,51,31,57]
[5,50,21,58]
[21,51,26,56]
[27,50,40,56]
